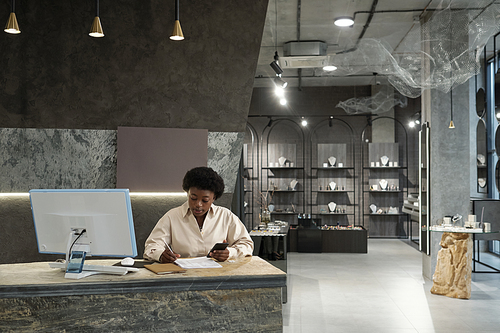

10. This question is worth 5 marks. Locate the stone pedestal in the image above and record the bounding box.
[430,232,472,299]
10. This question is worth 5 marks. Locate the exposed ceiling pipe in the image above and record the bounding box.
[336,0,378,55]
[297,0,303,91]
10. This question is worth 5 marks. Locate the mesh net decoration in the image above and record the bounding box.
[333,0,500,113]
[336,85,408,114]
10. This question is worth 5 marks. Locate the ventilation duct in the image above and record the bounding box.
[281,41,328,69]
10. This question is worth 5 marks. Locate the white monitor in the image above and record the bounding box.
[29,189,138,258]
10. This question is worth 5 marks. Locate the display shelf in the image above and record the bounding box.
[310,119,356,227]
[314,190,353,193]
[312,167,354,170]
[361,118,409,238]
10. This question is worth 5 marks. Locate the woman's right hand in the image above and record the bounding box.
[159,248,181,263]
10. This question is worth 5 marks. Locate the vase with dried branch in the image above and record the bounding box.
[258,189,273,225]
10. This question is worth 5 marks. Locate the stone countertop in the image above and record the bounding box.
[0,256,286,298]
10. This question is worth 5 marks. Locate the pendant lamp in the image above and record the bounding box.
[4,0,20,34]
[89,0,104,37]
[449,90,455,129]
[170,0,184,40]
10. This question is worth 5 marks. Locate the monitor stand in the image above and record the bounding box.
[48,229,137,279]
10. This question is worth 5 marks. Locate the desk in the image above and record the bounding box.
[0,257,285,332]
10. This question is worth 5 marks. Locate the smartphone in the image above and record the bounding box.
[207,242,228,257]
[66,251,86,273]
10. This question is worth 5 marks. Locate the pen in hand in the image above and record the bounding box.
[160,239,180,263]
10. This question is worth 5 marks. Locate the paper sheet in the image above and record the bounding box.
[174,257,222,269]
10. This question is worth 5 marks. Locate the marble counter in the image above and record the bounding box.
[0,256,285,332]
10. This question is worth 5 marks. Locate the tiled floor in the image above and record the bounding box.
[282,239,500,333]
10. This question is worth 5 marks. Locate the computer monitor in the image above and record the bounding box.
[29,189,138,259]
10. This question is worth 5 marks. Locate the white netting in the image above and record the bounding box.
[329,0,500,99]
[336,85,408,115]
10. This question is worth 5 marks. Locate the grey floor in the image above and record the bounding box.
[282,239,500,333]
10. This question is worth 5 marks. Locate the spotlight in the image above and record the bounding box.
[266,117,273,128]
[408,112,421,129]
[270,61,283,75]
[329,116,333,127]
[279,98,287,106]
[274,76,287,88]
[323,65,337,71]
[301,118,307,126]
[334,16,354,27]
[270,51,284,75]
[275,87,284,97]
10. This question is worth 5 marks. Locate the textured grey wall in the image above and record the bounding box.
[0,0,268,264]
[0,1,267,132]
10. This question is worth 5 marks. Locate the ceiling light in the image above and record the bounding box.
[89,0,104,37]
[334,16,354,27]
[301,118,307,126]
[270,51,284,75]
[275,86,284,97]
[409,121,415,128]
[170,0,184,41]
[4,0,20,34]
[270,61,283,75]
[279,98,287,106]
[274,76,287,88]
[323,65,337,71]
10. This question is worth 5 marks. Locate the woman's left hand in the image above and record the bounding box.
[210,248,229,262]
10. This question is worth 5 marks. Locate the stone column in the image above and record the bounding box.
[421,15,471,279]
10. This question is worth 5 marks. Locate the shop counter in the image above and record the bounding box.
[0,256,285,332]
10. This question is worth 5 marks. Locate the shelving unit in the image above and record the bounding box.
[361,117,409,238]
[419,122,430,254]
[261,120,305,226]
[310,119,356,226]
[242,123,259,230]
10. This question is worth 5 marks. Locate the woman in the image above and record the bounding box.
[144,167,253,263]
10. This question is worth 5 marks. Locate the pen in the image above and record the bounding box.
[162,239,177,262]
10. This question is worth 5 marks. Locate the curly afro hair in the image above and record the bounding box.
[182,167,225,200]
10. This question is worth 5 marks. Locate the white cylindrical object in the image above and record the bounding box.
[468,214,476,222]
[371,162,375,167]
[484,222,491,232]
[323,162,328,167]
[376,162,380,167]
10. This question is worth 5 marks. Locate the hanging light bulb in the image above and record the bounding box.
[4,0,20,34]
[89,0,104,37]
[170,0,184,40]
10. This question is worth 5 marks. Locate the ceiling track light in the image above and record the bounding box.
[170,0,184,41]
[270,51,284,75]
[334,16,354,27]
[89,0,104,37]
[274,76,287,89]
[4,0,20,34]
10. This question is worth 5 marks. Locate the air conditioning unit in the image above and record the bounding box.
[281,41,328,68]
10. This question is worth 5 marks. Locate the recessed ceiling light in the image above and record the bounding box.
[334,16,354,27]
[323,65,337,71]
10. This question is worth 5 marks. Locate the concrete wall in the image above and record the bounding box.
[0,0,269,264]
